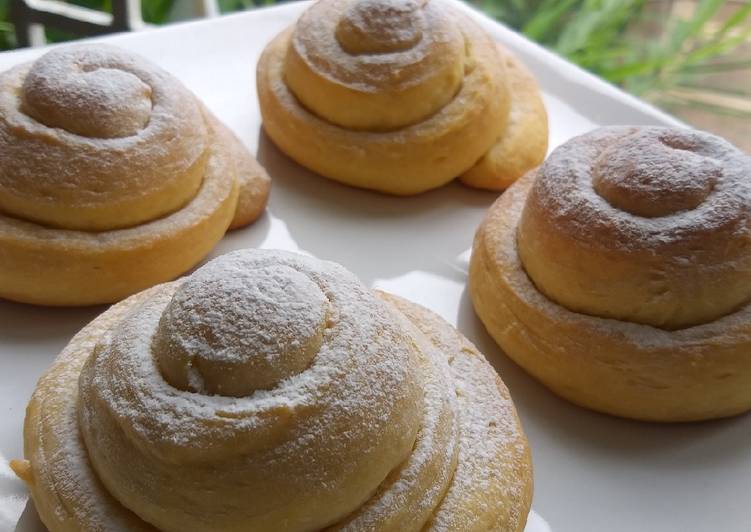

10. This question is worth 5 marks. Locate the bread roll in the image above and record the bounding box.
[0,45,270,306]
[13,249,532,531]
[470,126,751,421]
[257,0,547,195]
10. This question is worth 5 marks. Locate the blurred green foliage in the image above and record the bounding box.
[468,0,751,117]
[2,0,749,118]
[0,1,13,49]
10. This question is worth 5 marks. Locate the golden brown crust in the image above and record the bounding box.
[0,45,270,306]
[0,48,207,232]
[460,46,548,190]
[381,293,532,532]
[209,115,271,230]
[22,285,161,532]
[256,0,547,195]
[470,162,751,422]
[518,127,751,330]
[18,250,532,531]
[0,130,238,306]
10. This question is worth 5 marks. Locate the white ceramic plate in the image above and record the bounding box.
[2,2,748,531]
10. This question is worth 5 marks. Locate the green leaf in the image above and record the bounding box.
[141,0,174,24]
[675,82,751,98]
[660,97,751,118]
[715,2,751,40]
[681,59,751,73]
[521,0,579,42]
[665,0,725,55]
[683,27,751,65]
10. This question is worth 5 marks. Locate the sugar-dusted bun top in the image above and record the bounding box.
[335,0,425,54]
[284,0,487,131]
[21,46,153,138]
[78,249,428,531]
[257,0,536,194]
[0,45,208,231]
[22,248,531,531]
[591,129,722,218]
[517,126,751,329]
[155,260,329,396]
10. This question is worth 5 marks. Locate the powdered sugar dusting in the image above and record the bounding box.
[24,286,162,531]
[77,250,423,530]
[0,44,207,229]
[530,126,751,252]
[382,296,531,531]
[155,261,328,396]
[331,293,462,530]
[336,0,424,54]
[481,166,751,351]
[21,46,153,138]
[291,0,462,92]
[23,249,531,531]
[592,132,720,218]
[515,126,751,329]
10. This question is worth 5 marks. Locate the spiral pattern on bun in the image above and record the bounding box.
[14,249,532,531]
[470,126,751,421]
[257,0,547,194]
[0,44,270,306]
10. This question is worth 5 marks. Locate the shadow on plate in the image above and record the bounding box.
[256,130,498,286]
[14,500,44,532]
[0,300,102,345]
[0,211,273,347]
[456,285,751,466]
[215,209,272,254]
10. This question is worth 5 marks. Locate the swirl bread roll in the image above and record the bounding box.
[256,0,547,195]
[0,44,270,306]
[12,249,532,531]
[469,126,751,422]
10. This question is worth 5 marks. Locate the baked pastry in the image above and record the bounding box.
[470,125,751,422]
[11,249,532,531]
[0,44,270,306]
[257,0,547,195]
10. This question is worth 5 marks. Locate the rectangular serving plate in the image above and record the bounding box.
[1,2,748,532]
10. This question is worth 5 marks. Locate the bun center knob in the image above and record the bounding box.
[155,263,328,397]
[21,47,152,138]
[336,0,424,54]
[592,131,720,218]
